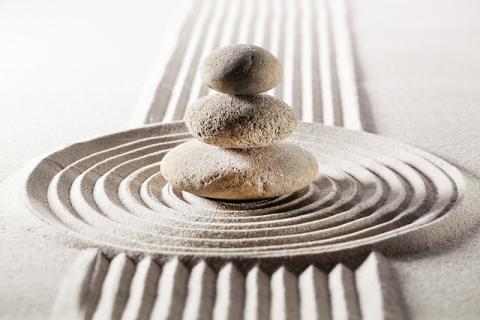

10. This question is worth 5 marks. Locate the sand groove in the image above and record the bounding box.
[25,121,466,259]
[329,264,361,320]
[51,250,406,320]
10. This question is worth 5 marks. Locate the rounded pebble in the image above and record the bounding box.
[201,44,282,95]
[160,140,319,200]
[184,94,296,148]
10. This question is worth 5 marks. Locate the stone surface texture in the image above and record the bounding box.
[179,43,306,200]
[184,94,297,148]
[201,44,282,95]
[161,139,318,200]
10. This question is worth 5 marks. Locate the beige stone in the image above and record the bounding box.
[184,94,296,148]
[200,44,282,95]
[160,140,319,200]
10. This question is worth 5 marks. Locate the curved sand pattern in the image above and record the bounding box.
[23,121,479,260]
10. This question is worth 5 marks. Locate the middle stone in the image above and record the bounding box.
[184,94,296,148]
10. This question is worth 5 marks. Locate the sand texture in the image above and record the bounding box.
[22,121,479,261]
[50,250,406,320]
[2,0,480,318]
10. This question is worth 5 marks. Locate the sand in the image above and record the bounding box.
[2,0,480,318]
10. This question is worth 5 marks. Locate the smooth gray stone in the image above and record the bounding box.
[201,44,282,95]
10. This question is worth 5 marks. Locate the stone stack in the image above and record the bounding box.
[161,44,318,200]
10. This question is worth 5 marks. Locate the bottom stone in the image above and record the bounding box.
[160,140,319,200]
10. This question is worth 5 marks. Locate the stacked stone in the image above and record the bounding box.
[161,44,318,200]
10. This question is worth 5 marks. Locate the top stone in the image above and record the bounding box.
[201,44,282,95]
